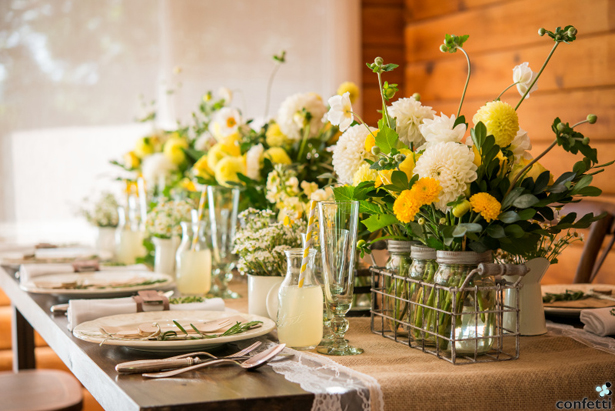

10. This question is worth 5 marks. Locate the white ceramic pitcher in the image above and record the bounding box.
[503,257,550,336]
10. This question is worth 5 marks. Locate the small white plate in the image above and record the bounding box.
[73,311,275,352]
[542,284,615,316]
[20,270,174,298]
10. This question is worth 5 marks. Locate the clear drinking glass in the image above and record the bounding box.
[207,186,241,299]
[175,221,212,296]
[317,200,363,356]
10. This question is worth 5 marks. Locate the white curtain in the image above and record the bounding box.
[0,0,360,243]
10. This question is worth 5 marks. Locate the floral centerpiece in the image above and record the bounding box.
[80,191,120,228]
[326,25,613,351]
[145,199,194,239]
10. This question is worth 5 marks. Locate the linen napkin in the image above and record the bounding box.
[19,263,149,284]
[67,296,226,331]
[580,307,615,336]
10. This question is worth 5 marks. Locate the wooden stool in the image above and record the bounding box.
[0,369,83,411]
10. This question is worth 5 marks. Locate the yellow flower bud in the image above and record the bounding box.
[163,138,188,165]
[453,200,472,218]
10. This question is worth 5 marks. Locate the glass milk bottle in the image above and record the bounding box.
[115,203,146,265]
[276,248,323,350]
[175,221,212,296]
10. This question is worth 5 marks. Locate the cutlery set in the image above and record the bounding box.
[115,341,288,378]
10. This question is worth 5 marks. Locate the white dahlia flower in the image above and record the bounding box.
[276,92,327,141]
[387,98,435,148]
[246,143,264,180]
[418,113,466,151]
[413,142,477,211]
[332,124,377,185]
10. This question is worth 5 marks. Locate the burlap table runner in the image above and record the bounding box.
[226,282,615,411]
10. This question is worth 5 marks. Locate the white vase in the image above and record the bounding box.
[503,257,551,336]
[152,236,180,276]
[247,274,283,319]
[95,227,116,259]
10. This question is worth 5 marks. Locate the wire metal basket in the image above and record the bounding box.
[370,263,526,365]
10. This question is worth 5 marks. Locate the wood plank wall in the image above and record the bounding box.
[362,0,615,284]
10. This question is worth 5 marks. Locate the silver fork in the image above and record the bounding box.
[115,341,262,374]
[142,344,286,378]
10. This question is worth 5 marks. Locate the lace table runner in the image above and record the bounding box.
[239,338,384,411]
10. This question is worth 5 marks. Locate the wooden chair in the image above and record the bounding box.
[0,369,83,411]
[561,200,615,283]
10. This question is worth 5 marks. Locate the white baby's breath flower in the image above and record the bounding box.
[513,62,538,98]
[418,113,466,151]
[211,107,242,139]
[246,144,264,180]
[327,92,354,131]
[141,153,177,188]
[332,124,377,185]
[413,142,477,211]
[277,92,327,141]
[388,97,435,148]
[510,128,533,161]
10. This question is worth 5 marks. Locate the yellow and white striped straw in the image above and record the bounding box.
[191,188,207,251]
[298,200,317,288]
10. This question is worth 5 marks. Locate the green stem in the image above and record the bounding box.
[297,123,311,161]
[377,72,392,128]
[571,119,589,129]
[495,81,519,101]
[457,47,471,118]
[515,42,559,111]
[352,111,377,140]
[264,63,281,118]
[506,138,557,196]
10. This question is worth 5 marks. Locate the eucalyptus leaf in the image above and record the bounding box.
[486,225,506,238]
[498,211,520,224]
[512,194,539,209]
[502,187,524,208]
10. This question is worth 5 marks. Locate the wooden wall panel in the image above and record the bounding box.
[361,0,405,125]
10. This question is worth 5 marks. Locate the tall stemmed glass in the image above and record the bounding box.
[317,200,363,356]
[207,186,241,299]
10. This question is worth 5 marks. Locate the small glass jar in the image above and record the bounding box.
[431,251,496,354]
[115,202,146,265]
[175,221,212,296]
[383,240,418,336]
[407,246,438,343]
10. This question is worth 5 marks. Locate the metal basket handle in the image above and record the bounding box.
[459,263,530,290]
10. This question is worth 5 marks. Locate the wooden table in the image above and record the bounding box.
[0,266,314,411]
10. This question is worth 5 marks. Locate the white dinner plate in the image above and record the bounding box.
[542,284,615,316]
[73,310,275,352]
[20,270,174,298]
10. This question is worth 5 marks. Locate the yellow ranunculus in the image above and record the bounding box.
[337,81,360,104]
[135,137,155,158]
[193,155,214,179]
[207,139,241,170]
[215,156,246,186]
[123,151,140,169]
[264,147,292,165]
[220,132,241,155]
[163,138,188,165]
[266,122,292,148]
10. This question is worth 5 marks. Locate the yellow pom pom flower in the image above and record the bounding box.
[393,190,422,223]
[473,101,519,148]
[214,156,246,186]
[353,163,378,186]
[266,122,292,148]
[264,147,292,165]
[469,193,502,223]
[411,177,441,205]
[337,81,360,104]
[364,133,376,153]
[163,138,188,165]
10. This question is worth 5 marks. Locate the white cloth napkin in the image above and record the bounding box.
[34,246,100,260]
[580,307,615,336]
[19,263,149,284]
[67,297,226,331]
